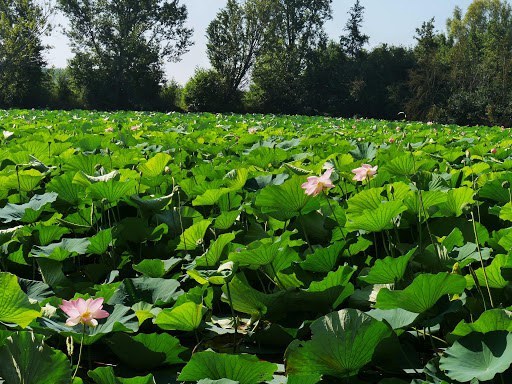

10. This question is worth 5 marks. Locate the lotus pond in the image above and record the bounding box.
[0,109,512,383]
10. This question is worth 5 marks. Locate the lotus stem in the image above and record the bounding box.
[71,324,86,380]
[471,212,494,308]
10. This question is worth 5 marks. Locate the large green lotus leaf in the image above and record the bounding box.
[214,211,240,230]
[130,193,174,212]
[47,173,85,205]
[224,168,249,190]
[439,331,512,382]
[305,265,355,308]
[87,180,137,203]
[108,277,182,306]
[349,141,377,161]
[176,219,213,251]
[33,225,70,246]
[0,273,40,328]
[73,170,120,187]
[367,308,419,330]
[499,202,512,222]
[346,187,385,215]
[220,274,286,318]
[359,248,415,284]
[346,201,406,232]
[88,367,155,384]
[245,146,287,168]
[437,187,475,217]
[0,225,23,246]
[155,301,206,331]
[451,309,512,338]
[300,242,345,273]
[138,152,172,178]
[31,237,91,261]
[106,332,187,370]
[193,188,234,206]
[87,228,113,255]
[254,176,320,220]
[196,232,237,267]
[0,192,58,223]
[40,304,138,345]
[133,257,181,278]
[228,235,292,268]
[384,154,416,176]
[403,190,447,219]
[178,351,277,384]
[479,179,510,203]
[285,309,392,378]
[0,332,71,384]
[467,254,509,289]
[376,273,466,313]
[6,169,44,193]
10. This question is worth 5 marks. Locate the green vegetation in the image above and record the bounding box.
[1,109,512,383]
[3,0,512,126]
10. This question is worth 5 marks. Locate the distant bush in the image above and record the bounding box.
[182,68,233,112]
[160,80,185,112]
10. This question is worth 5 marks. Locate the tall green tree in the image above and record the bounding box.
[58,0,193,110]
[206,0,272,101]
[0,0,52,108]
[340,0,369,59]
[250,0,333,113]
[445,0,512,125]
[406,19,450,121]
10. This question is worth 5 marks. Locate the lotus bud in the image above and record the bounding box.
[66,336,74,357]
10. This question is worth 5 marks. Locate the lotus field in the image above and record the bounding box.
[2,109,512,384]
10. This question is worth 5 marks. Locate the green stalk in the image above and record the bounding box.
[71,324,86,380]
[471,212,494,308]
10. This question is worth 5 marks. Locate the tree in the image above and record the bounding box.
[445,0,512,125]
[183,68,235,113]
[0,0,52,107]
[206,0,272,101]
[340,0,369,59]
[406,18,450,121]
[249,0,333,113]
[58,0,193,110]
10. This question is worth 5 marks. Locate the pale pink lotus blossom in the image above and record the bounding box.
[388,137,395,144]
[248,127,258,134]
[130,125,141,131]
[60,298,109,327]
[395,126,401,132]
[104,127,114,133]
[352,164,378,182]
[427,121,434,126]
[301,168,335,196]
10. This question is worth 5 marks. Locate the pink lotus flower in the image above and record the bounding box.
[104,127,114,133]
[352,164,378,182]
[60,298,109,327]
[388,137,395,144]
[301,168,335,196]
[491,148,497,154]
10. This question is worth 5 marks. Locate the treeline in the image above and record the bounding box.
[2,0,512,126]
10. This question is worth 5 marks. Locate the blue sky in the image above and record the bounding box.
[43,0,475,85]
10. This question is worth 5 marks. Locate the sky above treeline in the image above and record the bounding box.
[43,0,476,85]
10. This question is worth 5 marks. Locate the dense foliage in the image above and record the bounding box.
[1,109,512,383]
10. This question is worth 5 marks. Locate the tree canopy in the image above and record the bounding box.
[58,0,193,110]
